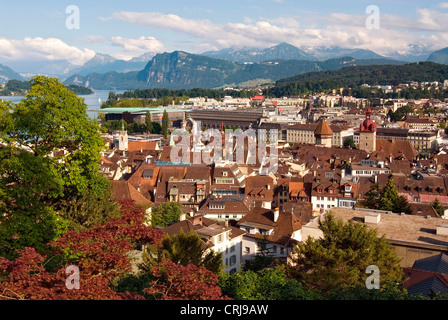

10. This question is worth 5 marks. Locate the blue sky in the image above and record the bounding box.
[0,0,447,65]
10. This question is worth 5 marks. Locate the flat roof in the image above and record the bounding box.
[308,207,448,249]
[99,107,191,114]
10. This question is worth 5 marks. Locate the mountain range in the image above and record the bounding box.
[63,50,407,90]
[1,42,448,89]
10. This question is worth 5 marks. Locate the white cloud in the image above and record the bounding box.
[80,35,165,60]
[0,37,95,65]
[110,36,164,54]
[104,8,448,57]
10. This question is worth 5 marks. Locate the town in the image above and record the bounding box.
[97,82,448,297]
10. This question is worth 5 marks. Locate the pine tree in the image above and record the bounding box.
[379,177,399,212]
[432,198,445,217]
[290,213,404,294]
[161,109,169,138]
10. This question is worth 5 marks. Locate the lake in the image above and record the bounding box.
[0,89,125,120]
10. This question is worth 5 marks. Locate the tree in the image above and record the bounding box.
[140,230,223,274]
[379,177,399,212]
[161,109,169,138]
[150,202,183,227]
[432,198,445,217]
[0,76,111,257]
[57,186,121,231]
[0,200,164,300]
[145,111,153,133]
[289,213,403,295]
[360,182,381,210]
[144,258,230,300]
[219,267,322,300]
[243,237,274,272]
[343,138,356,148]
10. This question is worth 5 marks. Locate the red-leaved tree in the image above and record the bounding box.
[0,200,162,300]
[145,258,231,300]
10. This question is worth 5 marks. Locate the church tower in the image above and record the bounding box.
[359,108,377,153]
[118,122,128,151]
[314,119,333,148]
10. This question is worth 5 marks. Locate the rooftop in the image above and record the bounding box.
[307,207,448,249]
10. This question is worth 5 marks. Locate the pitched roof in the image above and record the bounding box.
[314,119,334,136]
[127,141,158,152]
[412,254,448,274]
[376,139,419,161]
[111,180,152,206]
[403,269,448,296]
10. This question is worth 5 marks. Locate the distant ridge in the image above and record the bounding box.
[64,49,406,90]
[0,63,25,83]
[427,47,448,65]
[201,42,317,62]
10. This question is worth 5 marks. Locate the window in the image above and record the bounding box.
[229,255,236,266]
[245,247,250,253]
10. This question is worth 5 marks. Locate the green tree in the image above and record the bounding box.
[343,138,356,148]
[289,213,403,295]
[432,198,445,217]
[0,76,112,257]
[145,111,153,133]
[360,182,381,210]
[161,109,169,138]
[150,202,183,227]
[140,230,223,274]
[379,177,399,212]
[243,237,274,272]
[219,267,322,300]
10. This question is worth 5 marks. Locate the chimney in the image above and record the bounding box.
[192,215,203,226]
[274,207,280,222]
[365,212,381,224]
[436,223,448,236]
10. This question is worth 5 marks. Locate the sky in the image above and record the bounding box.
[1,0,448,66]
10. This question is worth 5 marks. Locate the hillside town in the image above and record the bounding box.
[99,86,448,296]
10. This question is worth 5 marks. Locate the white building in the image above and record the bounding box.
[163,215,246,274]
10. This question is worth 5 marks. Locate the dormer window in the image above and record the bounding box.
[318,188,323,193]
[222,172,228,177]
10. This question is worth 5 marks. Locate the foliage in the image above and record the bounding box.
[432,198,445,217]
[150,202,183,227]
[266,62,448,98]
[219,267,323,300]
[242,237,274,272]
[143,258,230,300]
[326,280,409,300]
[361,178,412,214]
[360,183,381,210]
[343,138,356,148]
[57,185,121,231]
[290,213,403,295]
[0,200,163,300]
[140,230,223,274]
[161,109,169,138]
[0,76,111,256]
